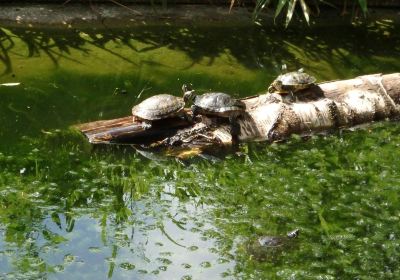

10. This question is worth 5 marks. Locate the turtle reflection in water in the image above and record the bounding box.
[247,229,300,261]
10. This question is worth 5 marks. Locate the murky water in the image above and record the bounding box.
[1,20,400,279]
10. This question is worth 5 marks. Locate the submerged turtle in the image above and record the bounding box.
[132,94,185,128]
[268,68,316,95]
[247,229,300,261]
[182,84,246,144]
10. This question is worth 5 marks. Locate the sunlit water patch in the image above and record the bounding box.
[0,20,400,279]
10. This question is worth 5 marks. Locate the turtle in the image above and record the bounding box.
[132,94,186,129]
[247,229,300,261]
[268,68,316,95]
[182,84,246,145]
[258,229,299,247]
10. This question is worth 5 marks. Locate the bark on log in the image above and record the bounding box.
[75,73,400,152]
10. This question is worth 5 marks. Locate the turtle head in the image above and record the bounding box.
[182,84,196,103]
[268,80,282,93]
[286,229,299,239]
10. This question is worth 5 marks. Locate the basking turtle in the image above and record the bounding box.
[182,84,246,144]
[268,68,316,95]
[247,229,300,261]
[132,94,185,128]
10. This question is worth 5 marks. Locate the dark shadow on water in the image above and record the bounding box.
[0,21,399,78]
[0,28,13,75]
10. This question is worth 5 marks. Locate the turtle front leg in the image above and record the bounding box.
[179,111,194,124]
[290,90,296,102]
[184,114,194,124]
[191,105,204,124]
[191,105,198,118]
[133,116,152,129]
[229,113,241,148]
[141,120,152,130]
[291,91,300,103]
[267,85,276,94]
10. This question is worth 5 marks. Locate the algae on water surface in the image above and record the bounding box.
[0,21,400,279]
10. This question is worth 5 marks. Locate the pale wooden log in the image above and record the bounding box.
[211,73,400,144]
[75,73,400,148]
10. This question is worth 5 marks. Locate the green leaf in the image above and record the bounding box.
[285,0,298,28]
[318,209,330,235]
[261,0,271,10]
[299,0,310,25]
[274,0,289,18]
[66,217,75,232]
[255,0,271,12]
[253,0,271,20]
[319,0,338,9]
[51,212,62,229]
[358,0,368,15]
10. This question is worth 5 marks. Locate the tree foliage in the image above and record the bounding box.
[250,0,369,26]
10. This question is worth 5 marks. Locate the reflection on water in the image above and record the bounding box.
[0,20,400,279]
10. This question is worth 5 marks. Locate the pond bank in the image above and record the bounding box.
[0,3,399,28]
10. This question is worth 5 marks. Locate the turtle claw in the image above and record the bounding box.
[185,114,194,124]
[141,121,152,130]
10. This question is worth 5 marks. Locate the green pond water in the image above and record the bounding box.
[0,20,400,279]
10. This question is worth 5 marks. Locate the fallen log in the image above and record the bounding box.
[76,73,400,154]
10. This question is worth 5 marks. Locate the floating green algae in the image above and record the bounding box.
[0,21,400,279]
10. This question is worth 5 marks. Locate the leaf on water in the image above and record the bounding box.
[158,223,187,248]
[318,209,330,235]
[51,212,62,229]
[171,217,187,230]
[285,0,298,28]
[52,234,68,244]
[0,82,21,87]
[299,0,310,25]
[66,215,75,232]
[42,229,68,244]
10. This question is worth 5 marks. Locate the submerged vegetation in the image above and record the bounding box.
[1,122,400,278]
[0,6,399,280]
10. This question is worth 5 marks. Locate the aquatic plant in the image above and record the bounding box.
[64,0,368,27]
[60,0,369,27]
[251,0,369,26]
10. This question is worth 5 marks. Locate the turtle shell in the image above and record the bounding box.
[258,229,299,248]
[247,229,299,261]
[193,92,245,114]
[132,94,185,121]
[258,236,286,247]
[277,71,316,88]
